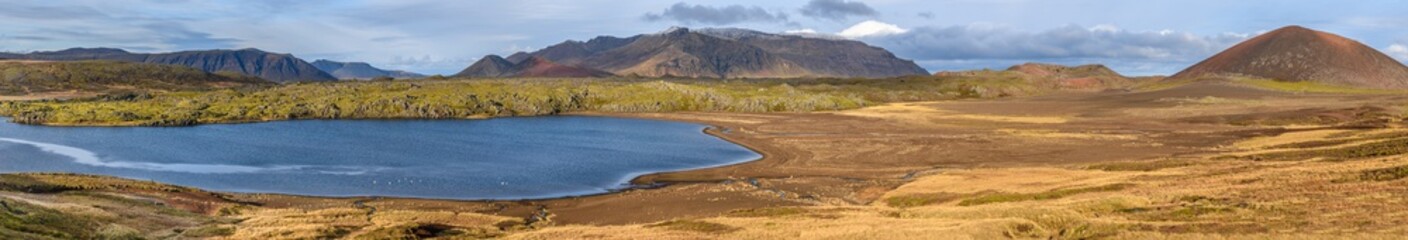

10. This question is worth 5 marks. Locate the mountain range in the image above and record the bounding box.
[0,48,336,83]
[312,60,425,80]
[3,26,1406,91]
[1171,26,1408,89]
[457,27,929,79]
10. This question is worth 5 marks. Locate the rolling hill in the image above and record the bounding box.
[1170,25,1408,89]
[0,60,270,96]
[934,63,1135,91]
[5,48,337,83]
[311,60,425,80]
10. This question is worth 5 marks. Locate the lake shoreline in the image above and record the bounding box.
[0,114,764,201]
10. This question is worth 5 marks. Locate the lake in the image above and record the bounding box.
[0,116,760,200]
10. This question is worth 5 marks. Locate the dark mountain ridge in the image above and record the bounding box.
[4,48,336,83]
[492,27,928,79]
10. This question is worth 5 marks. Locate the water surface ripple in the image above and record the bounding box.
[0,116,760,200]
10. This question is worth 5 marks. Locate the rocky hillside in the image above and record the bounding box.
[0,60,270,95]
[311,60,425,80]
[1170,26,1408,89]
[935,63,1134,91]
[455,55,613,78]
[6,48,336,83]
[496,27,928,78]
[696,28,930,78]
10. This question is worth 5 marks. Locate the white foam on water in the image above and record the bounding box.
[0,137,372,175]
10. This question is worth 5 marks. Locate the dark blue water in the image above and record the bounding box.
[0,116,759,200]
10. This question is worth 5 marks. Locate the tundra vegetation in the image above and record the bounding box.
[0,61,268,95]
[1,77,1407,239]
[0,75,1042,126]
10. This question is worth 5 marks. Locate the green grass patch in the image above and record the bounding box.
[0,198,103,239]
[1266,132,1408,150]
[1233,78,1408,94]
[1,75,1055,126]
[1355,165,1408,182]
[354,223,498,240]
[883,193,966,208]
[725,207,808,218]
[0,173,193,193]
[1086,159,1196,172]
[1120,195,1251,222]
[958,184,1135,206]
[1221,138,1408,161]
[1133,77,1197,92]
[646,220,739,234]
[0,175,81,194]
[180,225,235,238]
[0,60,269,95]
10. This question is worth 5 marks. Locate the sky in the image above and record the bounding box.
[2,0,1406,76]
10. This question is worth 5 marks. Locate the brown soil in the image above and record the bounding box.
[560,83,1404,224]
[211,83,1404,226]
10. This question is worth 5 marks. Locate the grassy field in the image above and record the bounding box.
[0,75,1046,126]
[1,80,1406,238]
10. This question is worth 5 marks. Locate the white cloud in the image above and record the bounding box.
[1089,24,1120,33]
[784,28,819,34]
[837,20,909,39]
[642,3,791,26]
[867,24,1248,61]
[859,24,1254,75]
[800,0,878,21]
[1387,44,1408,61]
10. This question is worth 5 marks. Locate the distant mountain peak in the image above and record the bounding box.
[50,47,130,54]
[657,26,690,35]
[312,59,425,80]
[697,28,846,41]
[695,28,782,40]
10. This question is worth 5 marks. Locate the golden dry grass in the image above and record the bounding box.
[836,102,1070,125]
[221,208,517,239]
[496,125,1408,239]
[5,83,1408,239]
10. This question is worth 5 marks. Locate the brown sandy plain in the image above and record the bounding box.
[3,80,1408,239]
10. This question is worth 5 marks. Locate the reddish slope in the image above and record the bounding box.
[505,27,928,79]
[514,57,615,78]
[1170,26,1408,89]
[1007,63,1131,89]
